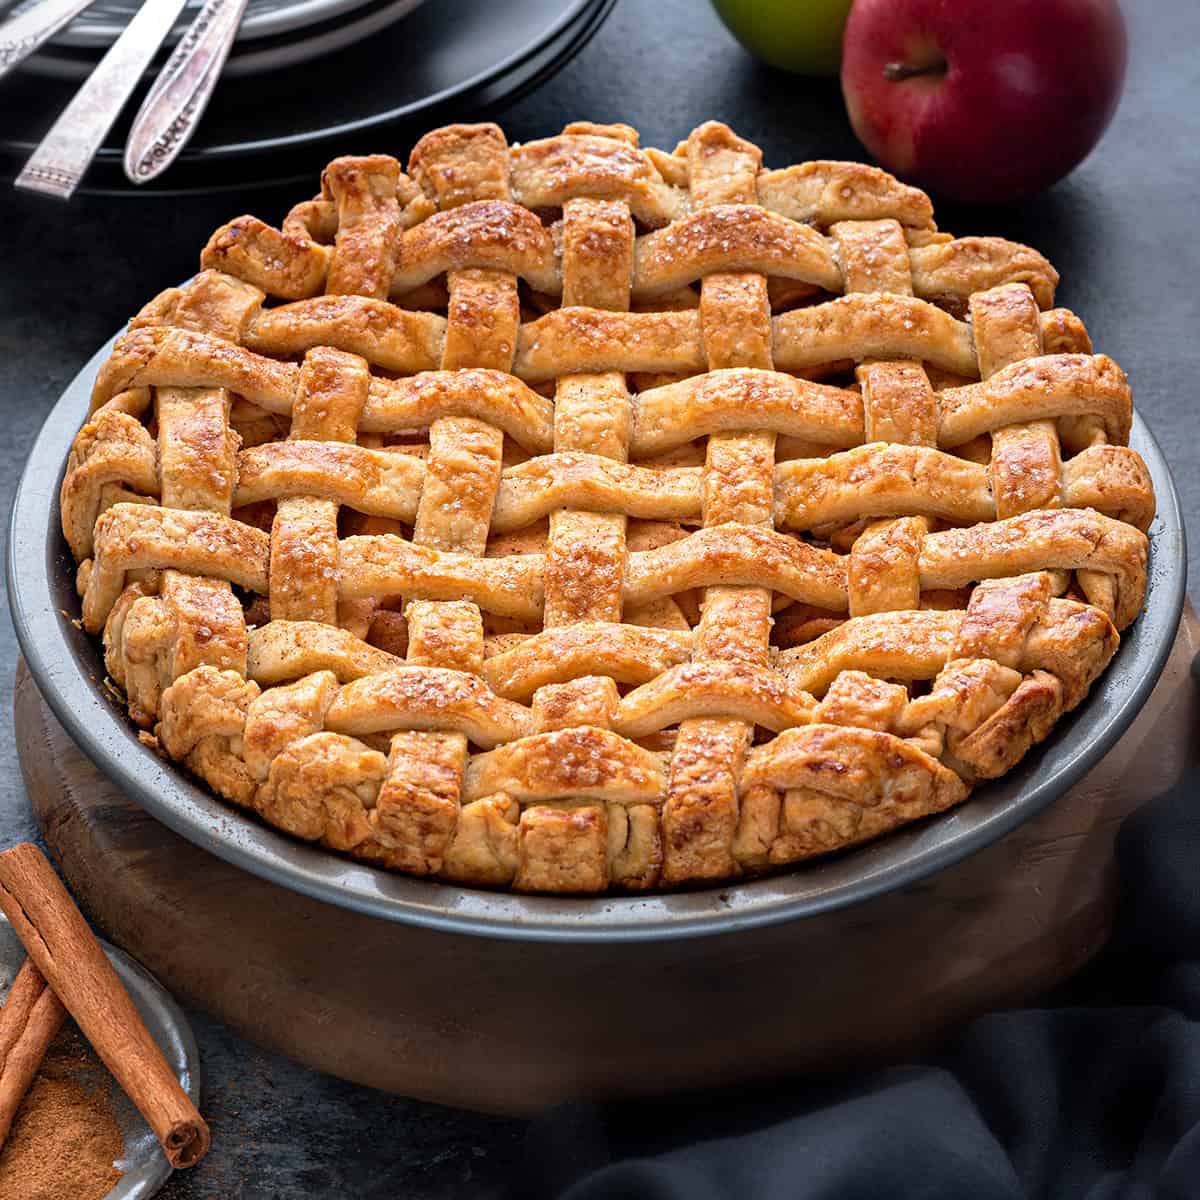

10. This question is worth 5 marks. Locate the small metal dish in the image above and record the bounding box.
[8,335,1186,944]
[0,915,202,1199]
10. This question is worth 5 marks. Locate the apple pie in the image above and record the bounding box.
[60,120,1154,893]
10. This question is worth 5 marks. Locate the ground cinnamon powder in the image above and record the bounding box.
[0,1026,123,1200]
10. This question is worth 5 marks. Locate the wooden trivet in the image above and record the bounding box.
[12,605,1198,1114]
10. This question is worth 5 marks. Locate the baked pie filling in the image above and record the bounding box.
[61,120,1154,893]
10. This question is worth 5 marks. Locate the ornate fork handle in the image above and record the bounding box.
[0,0,105,80]
[124,0,249,183]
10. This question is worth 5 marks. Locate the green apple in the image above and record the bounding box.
[710,0,854,75]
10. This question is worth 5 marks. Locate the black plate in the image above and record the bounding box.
[0,0,610,194]
[8,336,1186,942]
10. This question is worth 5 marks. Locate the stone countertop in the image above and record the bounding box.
[1,0,1196,1194]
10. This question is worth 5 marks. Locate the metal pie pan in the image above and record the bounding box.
[0,915,202,1199]
[8,336,1186,943]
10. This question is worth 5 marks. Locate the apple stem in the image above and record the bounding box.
[883,60,945,82]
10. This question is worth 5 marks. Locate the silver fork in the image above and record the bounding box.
[15,0,193,198]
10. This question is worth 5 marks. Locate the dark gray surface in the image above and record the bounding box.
[1,0,1197,1194]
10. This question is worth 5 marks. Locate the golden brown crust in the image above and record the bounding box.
[62,121,1154,894]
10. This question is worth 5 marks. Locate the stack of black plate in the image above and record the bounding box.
[0,0,614,194]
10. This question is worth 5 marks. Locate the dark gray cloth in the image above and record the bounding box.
[526,770,1200,1199]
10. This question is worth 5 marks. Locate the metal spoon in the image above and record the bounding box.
[124,0,249,184]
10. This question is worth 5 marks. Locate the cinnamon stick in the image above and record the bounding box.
[0,958,67,1149]
[0,844,209,1169]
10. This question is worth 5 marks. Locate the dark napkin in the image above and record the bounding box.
[523,768,1200,1199]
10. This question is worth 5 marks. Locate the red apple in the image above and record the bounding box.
[840,0,1127,203]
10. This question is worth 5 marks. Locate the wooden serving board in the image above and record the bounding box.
[12,605,1199,1115]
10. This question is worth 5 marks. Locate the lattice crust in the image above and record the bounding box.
[61,121,1155,894]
